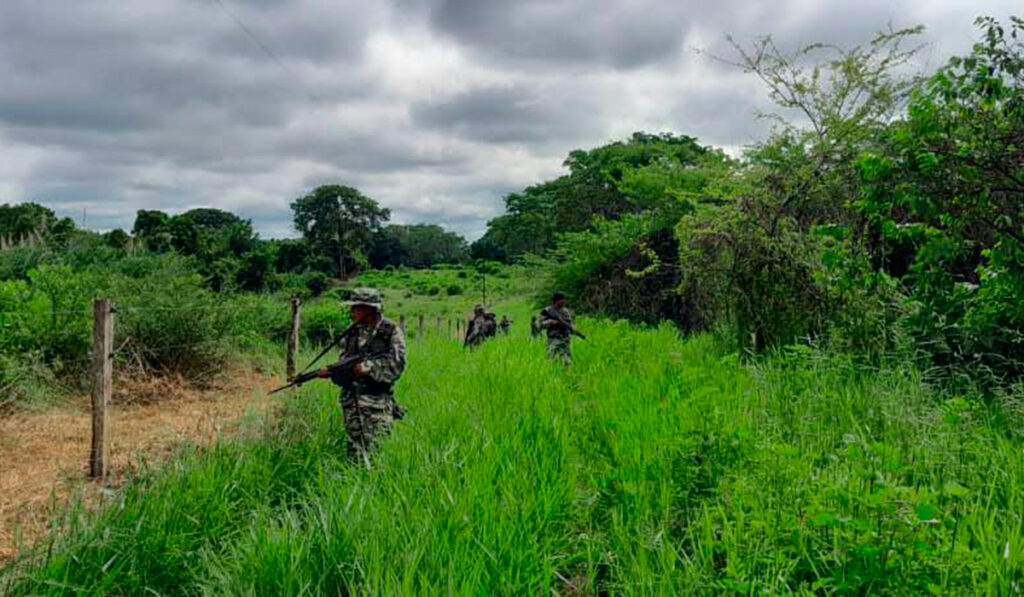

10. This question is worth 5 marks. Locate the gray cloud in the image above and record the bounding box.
[423,0,691,69]
[0,0,1019,241]
[411,84,607,144]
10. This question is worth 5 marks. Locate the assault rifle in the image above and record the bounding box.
[269,351,367,395]
[269,322,359,395]
[543,308,586,340]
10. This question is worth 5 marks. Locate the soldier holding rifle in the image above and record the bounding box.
[539,291,584,363]
[271,287,406,461]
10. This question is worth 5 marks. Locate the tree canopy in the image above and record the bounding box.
[290,184,390,279]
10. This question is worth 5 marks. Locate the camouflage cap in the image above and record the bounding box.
[474,303,485,313]
[345,287,383,310]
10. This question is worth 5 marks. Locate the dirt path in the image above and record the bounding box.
[0,370,278,562]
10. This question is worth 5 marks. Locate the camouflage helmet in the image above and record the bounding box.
[345,287,383,311]
[473,303,486,314]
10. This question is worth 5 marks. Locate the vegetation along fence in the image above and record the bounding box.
[58,298,475,478]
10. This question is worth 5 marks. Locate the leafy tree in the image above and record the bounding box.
[0,203,57,245]
[103,229,131,250]
[272,239,310,273]
[291,185,390,279]
[369,224,469,268]
[132,210,173,252]
[236,247,273,292]
[476,132,708,261]
[857,16,1024,378]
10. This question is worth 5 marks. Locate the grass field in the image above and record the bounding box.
[3,280,1024,594]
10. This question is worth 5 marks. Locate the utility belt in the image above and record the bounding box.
[343,379,394,397]
[342,381,405,420]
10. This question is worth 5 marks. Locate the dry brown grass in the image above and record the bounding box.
[0,367,278,561]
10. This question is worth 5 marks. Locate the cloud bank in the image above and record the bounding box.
[0,0,1017,239]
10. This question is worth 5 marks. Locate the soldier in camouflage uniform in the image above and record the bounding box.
[464,303,496,347]
[319,288,406,461]
[539,291,575,363]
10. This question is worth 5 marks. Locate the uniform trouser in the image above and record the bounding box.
[341,391,395,458]
[546,336,572,363]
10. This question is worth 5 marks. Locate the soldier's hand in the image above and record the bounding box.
[354,361,371,376]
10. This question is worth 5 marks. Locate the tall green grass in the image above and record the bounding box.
[4,303,1023,594]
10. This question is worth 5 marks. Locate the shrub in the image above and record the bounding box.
[446,284,463,296]
[116,273,233,382]
[301,301,351,346]
[304,272,329,297]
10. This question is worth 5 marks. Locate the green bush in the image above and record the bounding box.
[446,284,463,296]
[304,272,329,297]
[116,273,233,382]
[301,301,351,346]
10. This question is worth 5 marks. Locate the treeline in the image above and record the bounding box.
[0,186,468,410]
[0,186,469,296]
[478,17,1024,385]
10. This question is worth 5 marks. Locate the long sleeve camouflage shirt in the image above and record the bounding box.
[340,317,406,387]
[539,305,574,340]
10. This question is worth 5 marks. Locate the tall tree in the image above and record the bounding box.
[291,185,390,279]
[0,202,58,244]
[474,132,708,261]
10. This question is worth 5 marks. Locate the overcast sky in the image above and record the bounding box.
[0,1,1017,240]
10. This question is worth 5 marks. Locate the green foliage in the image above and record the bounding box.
[856,16,1024,380]
[369,224,469,269]
[291,184,390,279]
[300,300,352,346]
[303,271,330,297]
[0,202,57,243]
[445,284,462,296]
[7,309,1024,594]
[473,132,709,262]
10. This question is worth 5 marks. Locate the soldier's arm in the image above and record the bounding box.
[539,309,564,330]
[364,326,407,384]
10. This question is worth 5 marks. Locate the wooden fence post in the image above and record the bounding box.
[417,314,424,338]
[436,316,442,334]
[286,298,301,379]
[448,317,453,338]
[399,314,406,334]
[90,299,114,479]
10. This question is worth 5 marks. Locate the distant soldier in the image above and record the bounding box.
[318,288,406,461]
[539,291,577,363]
[530,315,541,337]
[499,315,512,334]
[464,303,496,347]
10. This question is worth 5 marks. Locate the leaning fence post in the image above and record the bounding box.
[286,298,301,379]
[417,314,424,338]
[448,317,453,338]
[90,298,114,479]
[399,314,406,334]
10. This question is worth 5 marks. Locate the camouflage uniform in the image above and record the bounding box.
[338,289,406,459]
[464,305,496,347]
[539,305,574,363]
[499,316,511,334]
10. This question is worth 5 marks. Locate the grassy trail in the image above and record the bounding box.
[4,302,1024,594]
